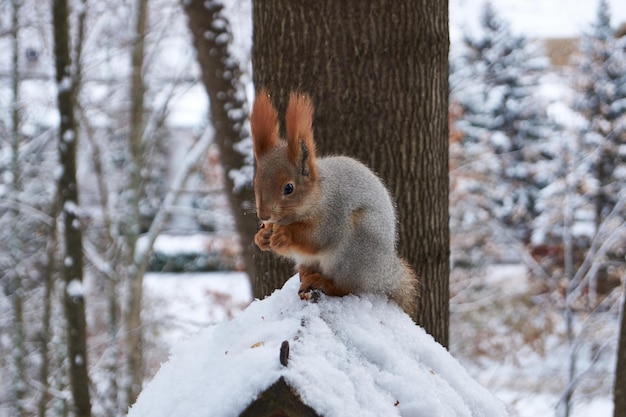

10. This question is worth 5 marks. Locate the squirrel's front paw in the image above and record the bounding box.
[254,223,273,251]
[269,225,292,250]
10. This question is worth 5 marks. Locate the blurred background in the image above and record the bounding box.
[0,0,624,416]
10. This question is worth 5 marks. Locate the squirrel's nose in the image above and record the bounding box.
[257,207,270,221]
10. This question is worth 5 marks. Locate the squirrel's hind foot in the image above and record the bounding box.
[298,288,322,303]
[298,265,350,299]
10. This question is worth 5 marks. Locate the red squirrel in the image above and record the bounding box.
[250,90,419,316]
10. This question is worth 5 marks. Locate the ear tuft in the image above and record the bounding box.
[250,89,279,159]
[285,92,317,178]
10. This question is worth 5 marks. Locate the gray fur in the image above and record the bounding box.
[293,156,414,306]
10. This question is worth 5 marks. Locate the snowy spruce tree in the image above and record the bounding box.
[531,0,626,306]
[529,0,626,306]
[571,3,626,415]
[574,0,626,268]
[450,1,553,251]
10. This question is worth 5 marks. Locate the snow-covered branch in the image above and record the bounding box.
[567,190,626,302]
[133,126,214,268]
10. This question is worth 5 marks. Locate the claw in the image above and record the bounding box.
[298,287,321,303]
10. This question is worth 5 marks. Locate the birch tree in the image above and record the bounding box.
[123,0,149,406]
[4,1,27,414]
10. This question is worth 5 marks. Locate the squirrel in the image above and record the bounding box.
[250,90,419,316]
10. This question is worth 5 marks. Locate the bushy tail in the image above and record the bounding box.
[392,259,420,317]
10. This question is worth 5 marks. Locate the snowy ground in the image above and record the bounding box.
[144,272,251,346]
[143,266,618,417]
[450,263,618,417]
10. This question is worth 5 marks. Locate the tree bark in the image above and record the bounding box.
[252,0,450,345]
[124,0,149,407]
[39,202,58,417]
[8,0,26,414]
[52,0,92,415]
[615,285,626,417]
[184,0,263,288]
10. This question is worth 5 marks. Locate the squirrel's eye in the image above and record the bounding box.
[283,183,294,195]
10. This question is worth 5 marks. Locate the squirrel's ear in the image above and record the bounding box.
[250,89,279,159]
[286,92,317,178]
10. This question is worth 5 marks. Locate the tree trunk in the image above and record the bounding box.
[52,0,92,415]
[10,290,25,417]
[184,0,260,288]
[124,0,149,407]
[615,285,626,417]
[83,117,122,415]
[8,0,26,414]
[252,0,450,345]
[39,207,57,417]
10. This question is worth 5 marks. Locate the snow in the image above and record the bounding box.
[450,0,626,41]
[137,233,227,256]
[66,279,83,297]
[482,264,529,295]
[63,200,79,215]
[62,129,75,143]
[220,0,252,72]
[450,262,620,417]
[58,75,72,93]
[166,84,208,129]
[129,276,507,417]
[228,164,253,193]
[0,0,622,416]
[144,272,251,344]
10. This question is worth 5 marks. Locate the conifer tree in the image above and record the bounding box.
[575,0,626,236]
[572,3,626,417]
[452,1,552,245]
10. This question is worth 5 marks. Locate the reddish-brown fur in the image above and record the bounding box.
[250,91,418,313]
[298,265,350,298]
[250,89,279,159]
[285,92,317,178]
[251,91,330,297]
[254,221,321,257]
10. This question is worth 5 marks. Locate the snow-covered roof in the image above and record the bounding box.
[127,276,507,417]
